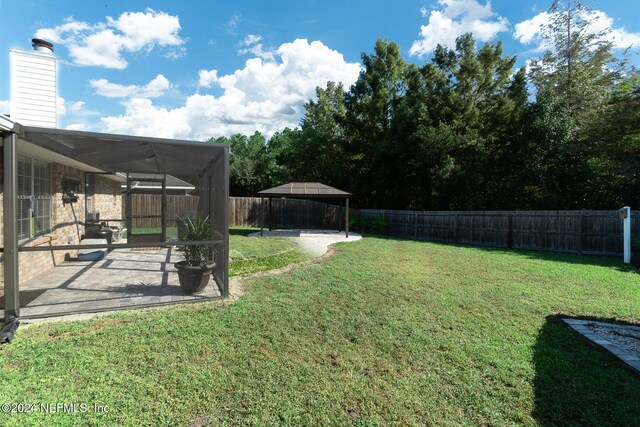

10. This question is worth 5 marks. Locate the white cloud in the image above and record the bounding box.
[90,74,170,98]
[100,39,362,139]
[239,44,275,60]
[198,69,219,88]
[220,14,242,36]
[513,12,551,46]
[514,8,640,51]
[35,9,185,69]
[242,34,262,45]
[57,96,67,118]
[0,99,9,114]
[56,98,97,131]
[66,123,88,131]
[69,101,85,112]
[101,98,191,138]
[410,0,509,56]
[238,34,275,60]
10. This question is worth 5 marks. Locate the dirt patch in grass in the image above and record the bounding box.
[228,245,338,301]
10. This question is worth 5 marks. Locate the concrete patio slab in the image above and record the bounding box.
[248,229,362,256]
[1,247,222,321]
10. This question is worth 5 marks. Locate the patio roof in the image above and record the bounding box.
[258,182,351,198]
[18,125,226,177]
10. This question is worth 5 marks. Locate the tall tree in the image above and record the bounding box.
[295,82,349,187]
[344,38,410,207]
[211,132,277,196]
[526,0,629,208]
[528,0,622,131]
[583,71,640,207]
[416,34,528,209]
[267,127,303,185]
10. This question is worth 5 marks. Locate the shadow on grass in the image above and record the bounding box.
[472,245,638,274]
[229,227,259,237]
[533,315,640,426]
[372,233,639,275]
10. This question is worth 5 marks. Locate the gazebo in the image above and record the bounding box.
[257,182,351,237]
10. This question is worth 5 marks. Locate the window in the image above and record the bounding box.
[17,155,52,241]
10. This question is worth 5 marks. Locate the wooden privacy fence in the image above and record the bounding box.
[229,197,355,230]
[128,195,352,230]
[360,209,639,257]
[127,194,200,228]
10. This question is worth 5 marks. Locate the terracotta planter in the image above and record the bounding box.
[174,261,215,294]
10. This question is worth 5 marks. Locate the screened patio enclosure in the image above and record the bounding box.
[1,123,229,321]
[125,173,169,244]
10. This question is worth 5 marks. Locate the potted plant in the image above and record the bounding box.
[632,236,640,269]
[174,216,216,294]
[62,190,78,204]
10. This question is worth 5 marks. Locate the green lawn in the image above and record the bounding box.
[127,227,308,276]
[228,228,309,276]
[228,228,298,260]
[1,237,639,425]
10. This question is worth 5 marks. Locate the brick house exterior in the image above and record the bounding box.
[0,160,122,284]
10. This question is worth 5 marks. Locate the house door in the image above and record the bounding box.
[125,174,167,244]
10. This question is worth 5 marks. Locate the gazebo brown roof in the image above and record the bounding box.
[257,182,351,237]
[257,182,351,198]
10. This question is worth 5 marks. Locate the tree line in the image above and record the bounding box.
[210,1,639,210]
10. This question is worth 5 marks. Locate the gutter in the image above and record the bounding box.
[0,115,14,132]
[0,316,19,344]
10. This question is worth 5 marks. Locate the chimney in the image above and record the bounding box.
[31,38,54,54]
[9,38,58,128]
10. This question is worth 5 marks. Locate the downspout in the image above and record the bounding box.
[1,316,19,344]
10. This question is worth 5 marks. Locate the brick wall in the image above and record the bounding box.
[0,162,123,287]
[91,174,123,222]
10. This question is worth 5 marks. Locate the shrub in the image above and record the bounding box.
[349,214,387,235]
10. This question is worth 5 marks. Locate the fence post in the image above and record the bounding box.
[281,199,285,228]
[507,214,513,248]
[260,197,264,237]
[577,211,584,255]
[414,211,418,239]
[383,210,387,235]
[556,211,560,251]
[481,212,486,244]
[454,213,459,244]
[345,198,349,238]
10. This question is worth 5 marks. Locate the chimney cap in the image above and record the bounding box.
[32,38,54,53]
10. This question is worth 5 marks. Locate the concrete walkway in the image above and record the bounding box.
[247,229,362,256]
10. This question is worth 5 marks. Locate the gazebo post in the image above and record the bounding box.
[268,197,273,231]
[345,198,349,238]
[260,197,264,237]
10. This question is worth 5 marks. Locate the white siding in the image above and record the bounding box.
[10,49,57,128]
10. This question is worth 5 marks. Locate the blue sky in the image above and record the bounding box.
[0,0,638,139]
